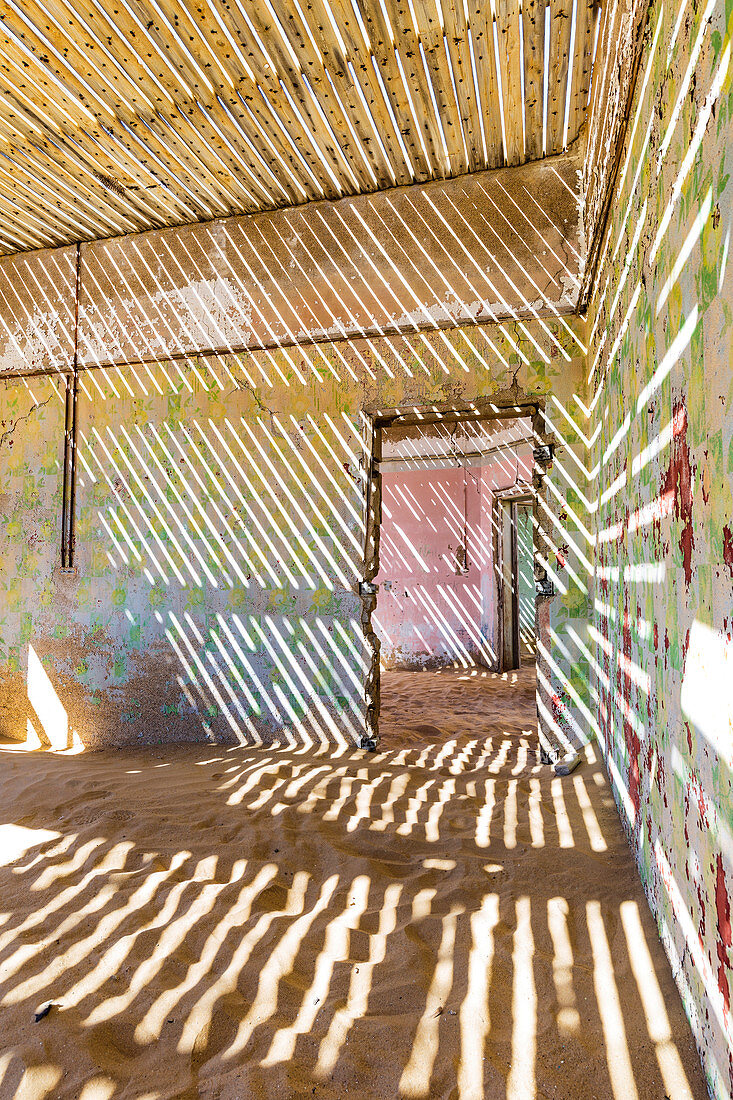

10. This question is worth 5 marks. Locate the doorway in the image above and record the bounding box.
[368,409,540,750]
[498,494,537,671]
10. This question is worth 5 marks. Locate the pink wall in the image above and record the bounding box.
[375,444,532,669]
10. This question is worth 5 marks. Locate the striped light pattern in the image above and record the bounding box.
[0,0,601,253]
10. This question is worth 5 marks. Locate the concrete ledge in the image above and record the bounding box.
[0,152,582,376]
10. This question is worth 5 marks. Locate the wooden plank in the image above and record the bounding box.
[0,25,110,131]
[360,0,445,176]
[217,87,333,202]
[252,0,377,192]
[227,0,359,197]
[495,0,525,165]
[443,0,483,170]
[23,0,159,115]
[341,8,431,183]
[0,146,133,245]
[179,101,298,208]
[546,0,573,153]
[0,154,98,242]
[407,0,468,174]
[111,0,212,101]
[466,2,504,168]
[0,56,207,228]
[0,130,125,240]
[52,143,176,229]
[319,0,413,184]
[280,0,405,189]
[523,0,546,160]
[172,1,335,199]
[568,0,601,141]
[0,0,572,249]
[9,0,338,207]
[128,114,245,216]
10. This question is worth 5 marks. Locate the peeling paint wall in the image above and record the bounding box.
[0,376,65,744]
[586,0,733,1088]
[74,154,582,366]
[0,163,593,757]
[0,311,588,754]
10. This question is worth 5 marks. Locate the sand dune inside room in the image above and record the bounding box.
[0,672,708,1098]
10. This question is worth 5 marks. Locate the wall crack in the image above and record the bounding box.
[0,393,53,450]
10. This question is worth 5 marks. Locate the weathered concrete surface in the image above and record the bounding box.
[585,0,733,1088]
[0,248,77,375]
[57,153,581,368]
[0,374,66,742]
[0,154,582,382]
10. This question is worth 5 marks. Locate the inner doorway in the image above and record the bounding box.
[372,412,539,750]
[498,494,537,671]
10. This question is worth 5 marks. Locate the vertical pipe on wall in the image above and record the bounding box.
[66,370,79,567]
[61,243,80,569]
[60,374,72,568]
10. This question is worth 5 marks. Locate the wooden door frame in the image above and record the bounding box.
[359,397,557,753]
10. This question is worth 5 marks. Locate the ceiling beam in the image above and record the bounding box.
[0,149,582,377]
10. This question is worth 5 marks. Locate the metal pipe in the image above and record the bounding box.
[60,243,80,568]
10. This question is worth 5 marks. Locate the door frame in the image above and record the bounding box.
[495,490,535,672]
[359,398,557,751]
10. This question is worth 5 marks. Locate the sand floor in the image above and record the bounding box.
[0,664,708,1099]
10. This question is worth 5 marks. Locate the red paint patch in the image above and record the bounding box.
[620,596,641,822]
[681,625,692,670]
[716,855,731,947]
[697,883,706,939]
[551,692,567,723]
[716,857,732,1023]
[724,523,733,577]
[718,943,730,1019]
[661,402,695,586]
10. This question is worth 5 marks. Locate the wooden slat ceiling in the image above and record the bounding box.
[0,0,601,255]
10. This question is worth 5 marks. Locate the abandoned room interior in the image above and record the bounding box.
[0,0,730,1092]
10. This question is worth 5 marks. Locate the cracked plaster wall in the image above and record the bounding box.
[0,318,588,754]
[71,152,582,370]
[0,160,592,756]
